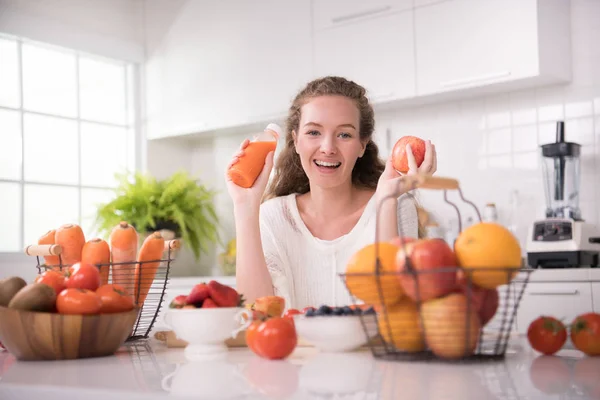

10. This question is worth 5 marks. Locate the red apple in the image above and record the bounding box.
[391,136,426,174]
[455,272,499,326]
[421,293,481,359]
[396,238,458,302]
[252,296,286,318]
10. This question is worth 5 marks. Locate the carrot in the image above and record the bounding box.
[55,224,85,268]
[133,232,165,306]
[82,238,111,285]
[109,222,139,294]
[38,229,60,269]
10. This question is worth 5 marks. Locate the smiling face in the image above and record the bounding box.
[294,95,366,190]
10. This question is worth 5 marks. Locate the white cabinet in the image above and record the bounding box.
[414,0,571,97]
[314,11,416,103]
[312,0,413,31]
[145,0,312,140]
[594,283,600,312]
[515,282,593,335]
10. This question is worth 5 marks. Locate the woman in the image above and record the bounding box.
[226,76,437,309]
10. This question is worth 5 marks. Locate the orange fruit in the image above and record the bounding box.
[454,222,521,289]
[378,300,425,352]
[345,242,404,306]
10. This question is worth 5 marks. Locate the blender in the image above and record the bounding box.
[526,121,600,268]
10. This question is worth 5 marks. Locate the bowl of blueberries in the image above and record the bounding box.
[293,305,378,353]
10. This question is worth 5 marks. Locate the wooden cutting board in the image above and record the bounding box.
[154,330,383,350]
[153,330,314,348]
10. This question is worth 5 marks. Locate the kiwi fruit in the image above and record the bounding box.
[0,276,27,307]
[8,283,56,312]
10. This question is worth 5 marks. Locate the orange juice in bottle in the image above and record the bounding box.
[228,123,281,188]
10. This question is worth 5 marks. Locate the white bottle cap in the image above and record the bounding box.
[265,123,282,140]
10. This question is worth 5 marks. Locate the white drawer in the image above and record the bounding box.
[516,282,593,335]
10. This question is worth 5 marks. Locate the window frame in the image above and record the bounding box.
[0,33,142,255]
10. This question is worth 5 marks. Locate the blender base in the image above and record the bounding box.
[527,250,599,269]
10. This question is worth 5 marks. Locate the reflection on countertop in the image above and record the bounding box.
[0,338,599,399]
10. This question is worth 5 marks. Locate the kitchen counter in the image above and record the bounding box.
[0,338,598,399]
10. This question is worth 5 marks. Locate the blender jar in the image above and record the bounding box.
[540,121,582,219]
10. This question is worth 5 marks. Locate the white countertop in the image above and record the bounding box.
[0,337,598,400]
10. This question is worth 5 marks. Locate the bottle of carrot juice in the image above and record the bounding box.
[228,123,282,188]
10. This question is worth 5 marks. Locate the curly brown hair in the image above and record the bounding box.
[264,76,385,200]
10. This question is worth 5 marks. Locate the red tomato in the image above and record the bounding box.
[65,262,101,291]
[246,317,297,360]
[527,316,567,355]
[35,270,67,295]
[96,284,135,313]
[283,309,301,319]
[56,288,102,315]
[570,313,600,356]
[246,321,265,358]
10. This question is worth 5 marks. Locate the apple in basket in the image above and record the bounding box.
[455,270,499,327]
[395,238,457,302]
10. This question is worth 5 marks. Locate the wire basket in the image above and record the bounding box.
[339,174,532,362]
[24,240,179,342]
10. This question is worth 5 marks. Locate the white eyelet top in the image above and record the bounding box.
[258,192,418,310]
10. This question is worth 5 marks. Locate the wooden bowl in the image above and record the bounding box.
[0,306,139,361]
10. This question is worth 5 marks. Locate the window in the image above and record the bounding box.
[0,34,137,253]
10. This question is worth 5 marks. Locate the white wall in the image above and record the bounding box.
[0,0,144,62]
[174,0,600,267]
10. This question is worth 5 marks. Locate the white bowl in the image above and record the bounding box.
[163,307,251,360]
[293,314,378,353]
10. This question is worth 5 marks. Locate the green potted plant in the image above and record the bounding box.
[94,170,220,261]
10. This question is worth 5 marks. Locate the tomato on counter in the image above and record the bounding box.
[56,288,102,315]
[246,317,297,360]
[527,316,567,355]
[570,313,600,356]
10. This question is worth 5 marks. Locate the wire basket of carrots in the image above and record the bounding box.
[24,221,180,342]
[340,174,533,362]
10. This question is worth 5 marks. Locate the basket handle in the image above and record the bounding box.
[24,244,63,257]
[25,241,178,256]
[403,175,459,190]
[164,239,180,251]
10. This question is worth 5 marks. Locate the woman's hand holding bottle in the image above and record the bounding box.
[226,139,275,210]
[225,123,281,211]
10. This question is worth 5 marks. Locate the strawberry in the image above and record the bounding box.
[207,280,241,307]
[169,295,187,309]
[202,298,218,308]
[187,283,209,306]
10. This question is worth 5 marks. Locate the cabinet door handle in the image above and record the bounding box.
[440,71,511,88]
[529,290,580,296]
[332,6,392,24]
